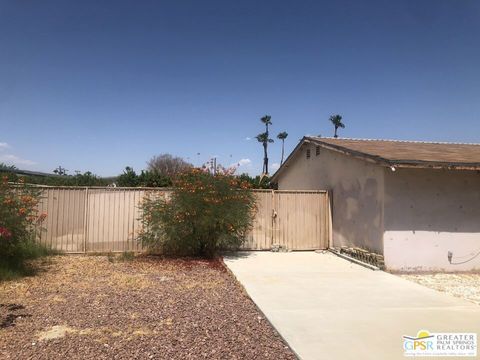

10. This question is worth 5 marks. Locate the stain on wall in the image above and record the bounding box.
[384,168,480,271]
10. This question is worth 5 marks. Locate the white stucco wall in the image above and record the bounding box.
[384,168,480,272]
[277,143,385,253]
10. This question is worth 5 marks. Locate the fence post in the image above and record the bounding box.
[271,190,275,248]
[83,187,89,253]
[327,190,333,249]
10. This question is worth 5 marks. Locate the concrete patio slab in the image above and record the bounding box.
[224,251,480,360]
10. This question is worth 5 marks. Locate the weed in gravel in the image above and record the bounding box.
[118,251,135,262]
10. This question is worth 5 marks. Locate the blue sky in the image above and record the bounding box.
[1,0,479,176]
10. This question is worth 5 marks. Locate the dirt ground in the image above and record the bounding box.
[400,273,480,305]
[0,255,295,360]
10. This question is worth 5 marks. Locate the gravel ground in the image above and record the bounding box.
[0,255,295,360]
[400,273,480,305]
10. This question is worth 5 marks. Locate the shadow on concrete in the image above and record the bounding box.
[221,250,264,260]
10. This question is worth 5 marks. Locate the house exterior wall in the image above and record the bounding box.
[277,143,385,254]
[383,168,480,272]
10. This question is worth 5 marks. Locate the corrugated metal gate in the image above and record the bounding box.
[35,187,331,253]
[243,190,331,250]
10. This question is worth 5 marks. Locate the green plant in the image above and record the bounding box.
[256,132,274,175]
[256,115,274,175]
[138,169,256,258]
[0,176,51,280]
[277,131,288,165]
[116,167,173,188]
[118,251,135,262]
[237,173,275,189]
[117,167,140,187]
[329,114,345,138]
[138,170,172,187]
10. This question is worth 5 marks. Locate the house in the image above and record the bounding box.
[271,137,480,272]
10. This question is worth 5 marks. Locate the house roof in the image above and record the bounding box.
[271,137,480,181]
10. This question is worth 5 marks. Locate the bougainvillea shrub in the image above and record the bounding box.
[0,176,47,276]
[138,169,256,258]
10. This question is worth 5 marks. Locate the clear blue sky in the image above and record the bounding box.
[1,0,479,176]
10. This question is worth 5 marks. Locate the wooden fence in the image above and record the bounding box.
[34,187,331,253]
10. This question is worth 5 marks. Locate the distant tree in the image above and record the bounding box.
[256,132,274,175]
[138,170,172,187]
[53,166,68,176]
[277,131,288,165]
[0,163,16,171]
[115,167,173,188]
[116,167,139,187]
[237,173,274,189]
[0,164,17,183]
[0,168,107,187]
[261,115,272,134]
[329,114,345,138]
[72,171,106,187]
[147,154,192,177]
[257,115,274,174]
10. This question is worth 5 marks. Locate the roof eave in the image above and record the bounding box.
[389,161,480,171]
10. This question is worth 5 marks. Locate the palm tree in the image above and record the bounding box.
[257,115,273,174]
[277,131,288,165]
[261,115,272,134]
[329,114,345,138]
[256,132,274,174]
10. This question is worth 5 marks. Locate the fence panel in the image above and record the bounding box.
[38,188,86,252]
[35,187,329,253]
[84,188,170,252]
[242,190,274,250]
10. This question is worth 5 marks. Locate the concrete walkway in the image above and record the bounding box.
[224,252,480,360]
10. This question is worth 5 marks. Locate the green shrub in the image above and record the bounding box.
[138,169,256,258]
[0,177,50,280]
[116,167,172,187]
[237,173,275,189]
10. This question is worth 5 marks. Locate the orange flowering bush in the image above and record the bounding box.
[138,169,256,258]
[0,176,48,274]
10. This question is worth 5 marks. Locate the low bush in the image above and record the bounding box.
[138,169,256,258]
[0,177,51,280]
